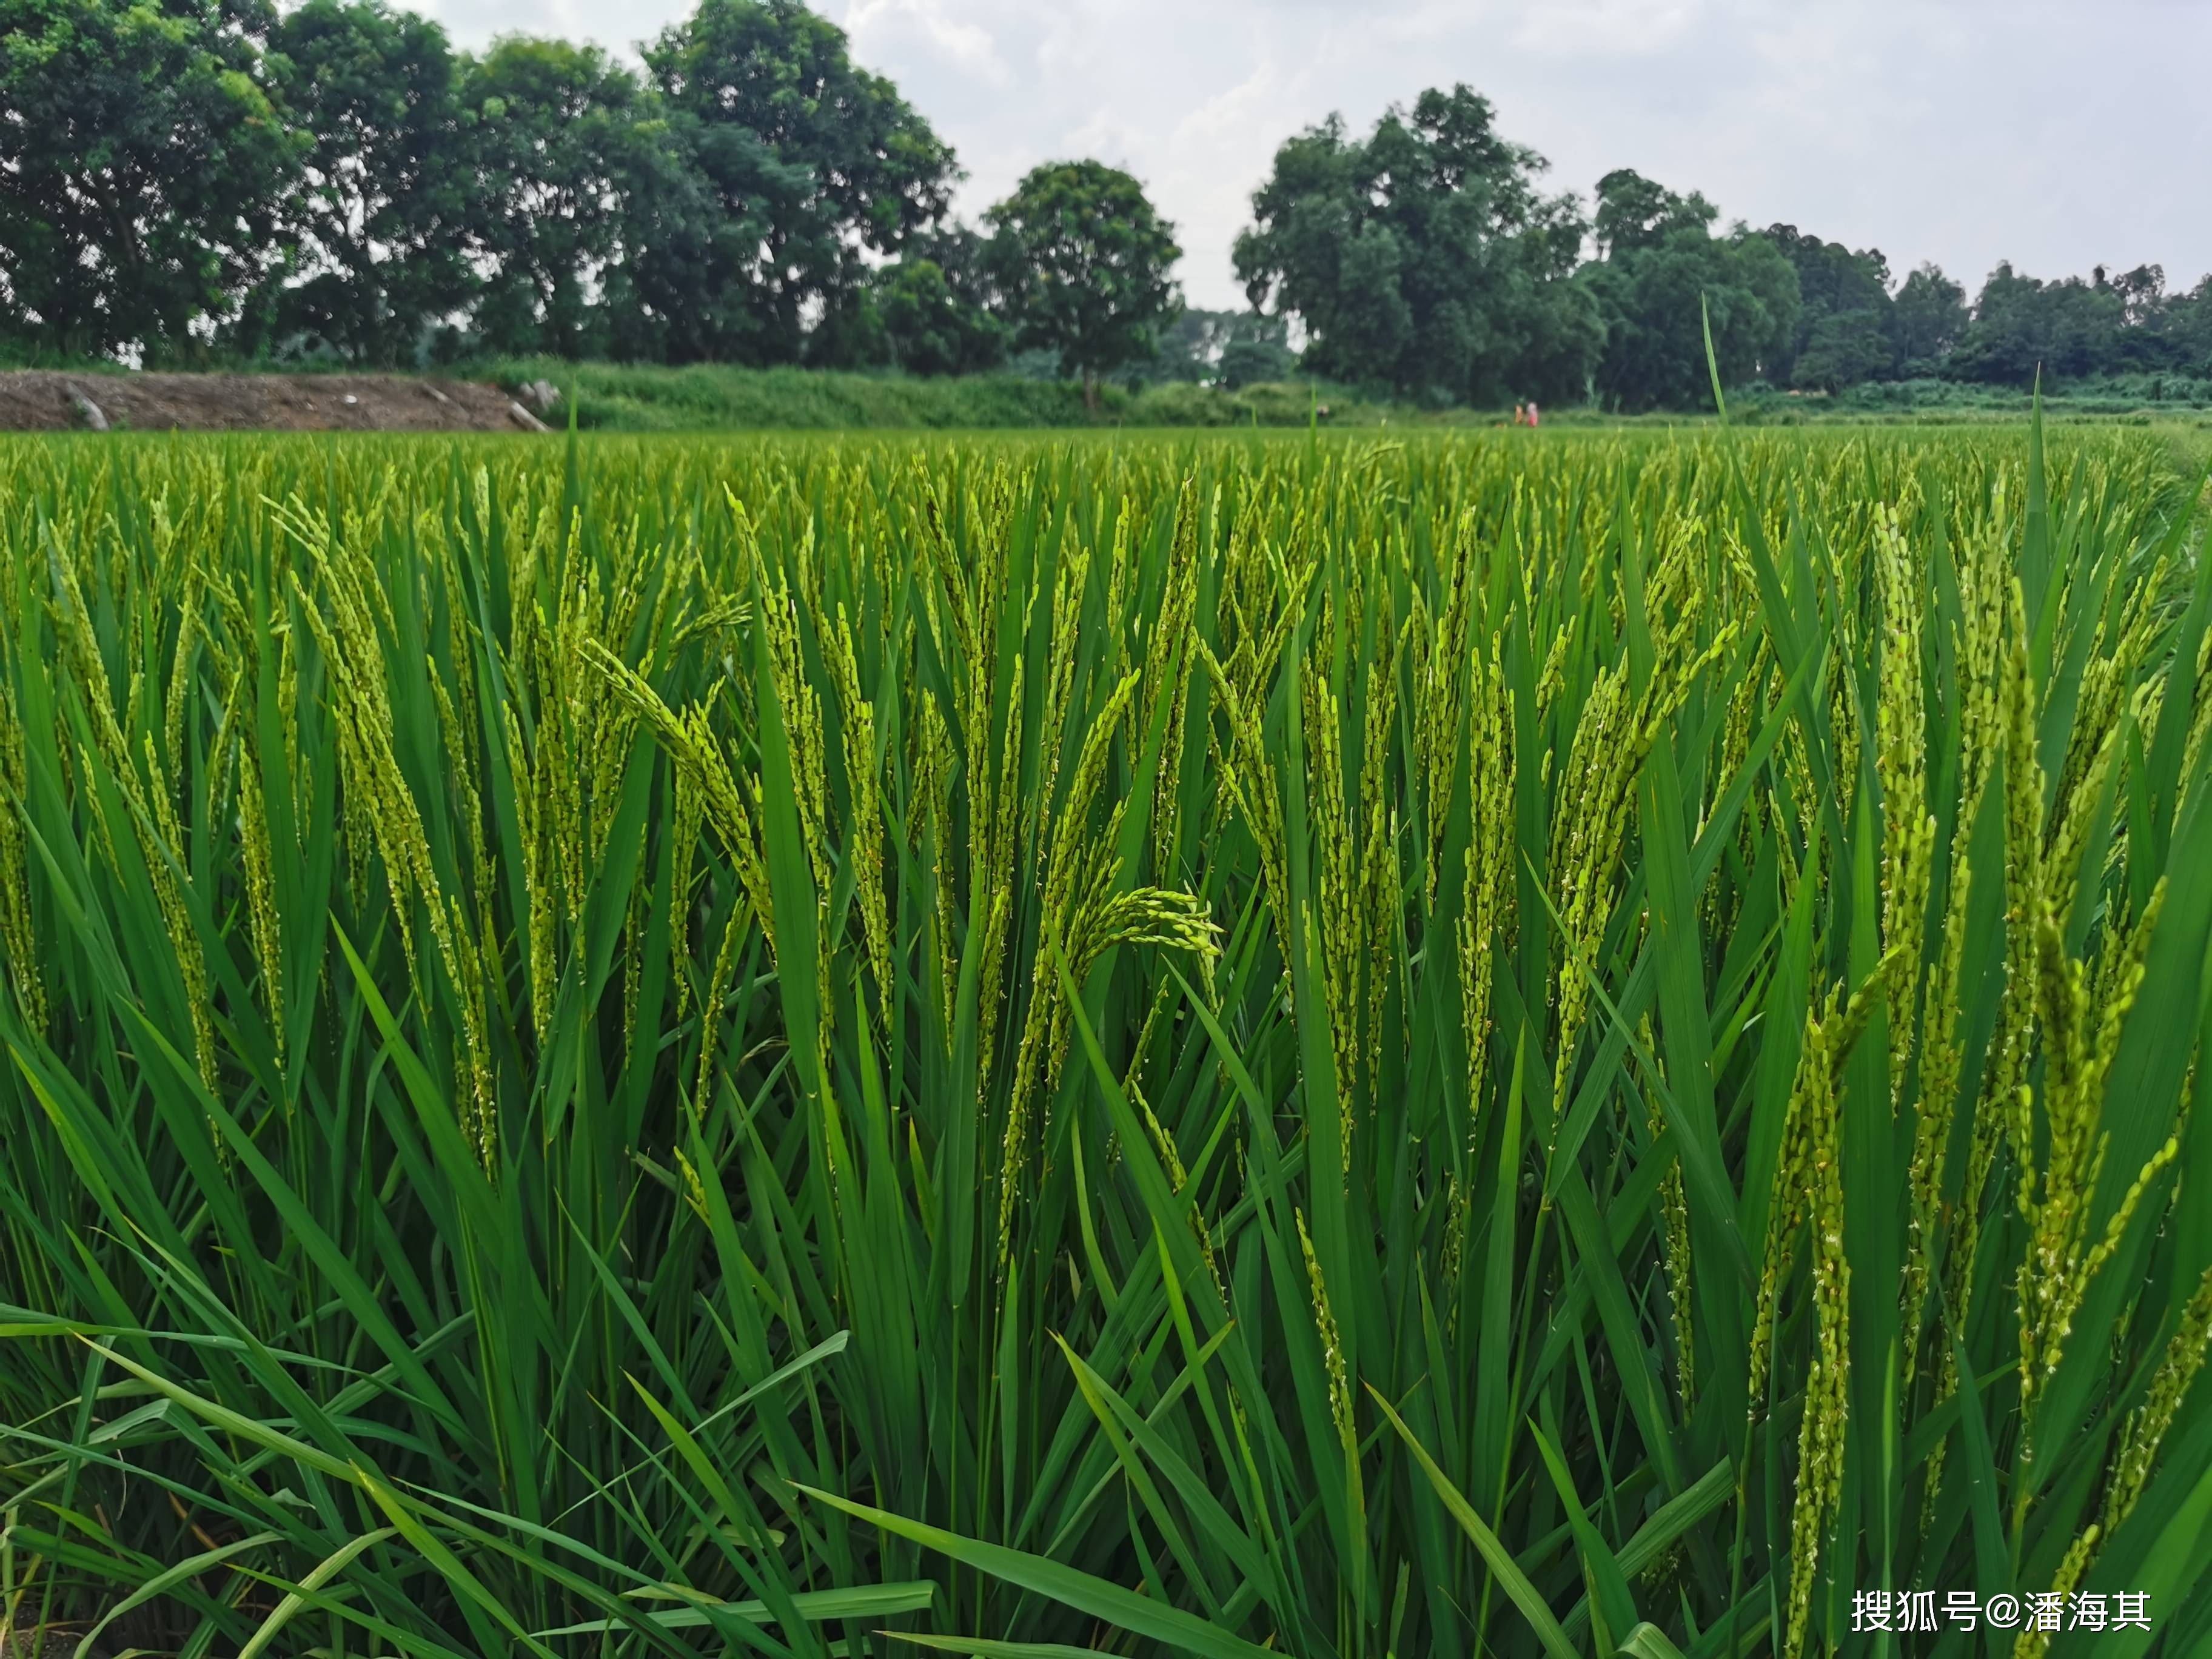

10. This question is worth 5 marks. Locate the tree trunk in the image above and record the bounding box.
[1084,368,1098,413]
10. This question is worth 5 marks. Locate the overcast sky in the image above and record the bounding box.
[400,0,2212,312]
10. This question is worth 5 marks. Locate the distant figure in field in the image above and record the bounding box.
[1512,401,1526,426]
[1526,401,1541,429]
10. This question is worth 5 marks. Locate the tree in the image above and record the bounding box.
[1945,262,2127,385]
[460,38,699,360]
[1791,308,1893,391]
[1215,313,1298,389]
[642,0,956,366]
[1592,167,1715,256]
[1122,309,1231,386]
[2162,276,2212,379]
[1888,263,1968,374]
[1580,171,1799,411]
[2105,263,2167,327]
[873,244,1006,376]
[255,0,473,363]
[987,160,1181,408]
[1235,87,1600,406]
[0,0,305,358]
[2096,263,2192,372]
[1763,224,1892,389]
[1124,309,1296,389]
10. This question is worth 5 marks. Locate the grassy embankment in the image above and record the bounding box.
[20,343,2212,435]
[478,358,2212,432]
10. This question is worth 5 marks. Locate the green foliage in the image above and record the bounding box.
[5,1,2209,415]
[1,426,2210,1659]
[1581,171,1801,411]
[1122,307,1299,390]
[459,37,700,361]
[1948,262,2129,385]
[642,0,956,366]
[986,159,1183,403]
[1763,224,1895,390]
[1590,166,1718,255]
[872,249,1008,377]
[84,355,2171,436]
[0,0,955,370]
[1235,85,1599,406]
[0,0,307,357]
[464,357,1369,429]
[1945,262,2212,387]
[252,0,477,365]
[1731,375,2212,426]
[1216,324,1299,390]
[475,355,1105,427]
[1788,307,1893,392]
[1888,263,1971,374]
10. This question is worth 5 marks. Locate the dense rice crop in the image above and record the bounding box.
[0,427,2208,1659]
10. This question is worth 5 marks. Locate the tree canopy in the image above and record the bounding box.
[1763,224,1892,390]
[871,231,1008,377]
[987,160,1182,405]
[4,10,2210,407]
[1939,262,2210,386]
[1575,170,1799,412]
[1886,264,1968,375]
[1234,86,1599,406]
[250,0,474,364]
[642,0,956,366]
[1,0,970,369]
[0,0,305,357]
[459,39,694,361]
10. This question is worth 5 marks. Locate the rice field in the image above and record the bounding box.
[0,426,2208,1659]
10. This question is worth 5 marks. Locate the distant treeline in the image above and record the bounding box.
[4,0,2208,412]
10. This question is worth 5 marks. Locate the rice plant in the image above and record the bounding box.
[0,424,2207,1659]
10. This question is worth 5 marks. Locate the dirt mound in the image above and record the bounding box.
[0,370,552,433]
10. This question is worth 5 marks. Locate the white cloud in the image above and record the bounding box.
[842,0,1008,84]
[1509,0,1707,58]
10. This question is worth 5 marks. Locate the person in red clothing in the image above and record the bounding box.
[1526,400,1541,428]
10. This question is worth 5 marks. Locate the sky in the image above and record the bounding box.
[400,0,2212,312]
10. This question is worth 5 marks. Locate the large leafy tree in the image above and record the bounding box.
[1591,166,1715,256]
[1234,86,1598,406]
[1788,307,1892,392]
[1578,170,1799,411]
[253,0,474,363]
[462,38,700,360]
[1888,263,1969,374]
[642,0,956,366]
[0,0,305,357]
[987,160,1182,407]
[1214,312,1297,389]
[1763,224,1893,390]
[1940,262,2211,386]
[872,227,1007,377]
[2093,263,2196,374]
[2169,276,2212,378]
[1944,262,2128,385]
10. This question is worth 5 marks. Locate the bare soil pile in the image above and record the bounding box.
[0,371,546,432]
